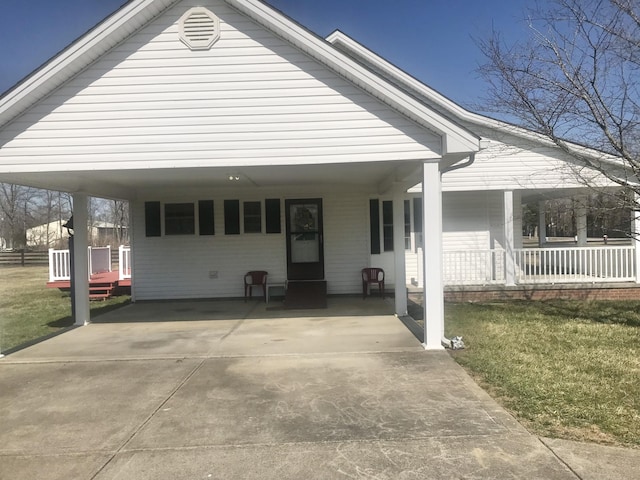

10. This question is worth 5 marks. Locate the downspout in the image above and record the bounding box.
[439,153,475,348]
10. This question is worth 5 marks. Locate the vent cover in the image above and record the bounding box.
[179,7,220,50]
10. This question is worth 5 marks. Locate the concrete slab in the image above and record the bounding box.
[0,454,111,480]
[126,352,519,450]
[541,438,640,480]
[7,298,420,362]
[96,437,577,480]
[0,359,200,454]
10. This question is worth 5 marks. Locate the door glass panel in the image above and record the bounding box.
[289,203,319,263]
[290,233,320,263]
[290,204,318,232]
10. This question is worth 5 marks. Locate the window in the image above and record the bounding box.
[198,200,215,235]
[165,203,195,235]
[145,201,161,237]
[382,200,393,251]
[224,200,240,235]
[243,201,262,233]
[369,199,381,254]
[404,200,411,250]
[265,198,281,234]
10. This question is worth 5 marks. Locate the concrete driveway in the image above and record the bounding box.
[1,297,638,479]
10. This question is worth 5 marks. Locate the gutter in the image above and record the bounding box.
[441,152,476,174]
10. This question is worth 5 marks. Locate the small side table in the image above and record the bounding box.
[266,282,287,303]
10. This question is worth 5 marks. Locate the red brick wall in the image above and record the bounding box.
[444,285,640,302]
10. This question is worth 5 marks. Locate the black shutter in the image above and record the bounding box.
[369,199,381,254]
[265,198,281,233]
[145,201,161,237]
[224,200,240,235]
[199,200,215,235]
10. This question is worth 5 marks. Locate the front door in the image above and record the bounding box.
[285,199,324,280]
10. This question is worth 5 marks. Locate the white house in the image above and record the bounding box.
[0,0,636,348]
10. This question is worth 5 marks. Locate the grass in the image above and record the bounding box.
[0,265,130,352]
[445,300,640,447]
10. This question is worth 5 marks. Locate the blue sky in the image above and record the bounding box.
[0,0,533,110]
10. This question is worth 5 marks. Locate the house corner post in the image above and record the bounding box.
[504,190,516,286]
[422,161,445,350]
[72,193,90,326]
[392,187,407,316]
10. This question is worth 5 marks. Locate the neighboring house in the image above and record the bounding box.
[0,0,637,348]
[26,220,70,248]
[26,220,128,248]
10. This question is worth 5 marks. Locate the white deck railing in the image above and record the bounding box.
[48,249,71,282]
[48,246,131,282]
[515,245,636,284]
[119,246,132,280]
[443,249,506,285]
[442,245,637,286]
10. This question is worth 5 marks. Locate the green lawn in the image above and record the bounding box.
[0,265,130,352]
[445,301,640,447]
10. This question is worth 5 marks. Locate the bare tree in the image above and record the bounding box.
[478,0,640,219]
[0,183,34,249]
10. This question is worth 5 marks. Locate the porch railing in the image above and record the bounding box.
[443,249,506,285]
[442,245,637,286]
[514,245,636,284]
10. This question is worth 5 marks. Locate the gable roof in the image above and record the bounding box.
[325,30,627,171]
[0,0,480,159]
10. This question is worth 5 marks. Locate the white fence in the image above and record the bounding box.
[48,246,131,282]
[441,245,637,286]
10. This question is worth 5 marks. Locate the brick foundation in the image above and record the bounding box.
[442,283,640,302]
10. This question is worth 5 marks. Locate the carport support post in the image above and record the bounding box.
[392,187,407,316]
[422,161,444,350]
[72,193,90,326]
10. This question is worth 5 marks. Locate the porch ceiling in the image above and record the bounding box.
[1,160,423,200]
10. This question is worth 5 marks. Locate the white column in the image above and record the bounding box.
[538,200,547,247]
[128,201,136,302]
[72,193,90,326]
[633,195,640,284]
[392,188,407,316]
[513,191,523,249]
[504,190,516,286]
[422,161,444,350]
[576,196,588,246]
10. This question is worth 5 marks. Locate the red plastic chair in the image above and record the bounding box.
[244,271,268,302]
[361,268,385,299]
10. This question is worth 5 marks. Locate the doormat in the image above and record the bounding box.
[284,280,327,309]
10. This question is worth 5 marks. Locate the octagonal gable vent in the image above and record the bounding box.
[179,7,220,50]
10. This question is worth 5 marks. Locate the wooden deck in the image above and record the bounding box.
[47,271,131,300]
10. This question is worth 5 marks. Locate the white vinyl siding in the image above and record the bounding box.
[0,0,439,171]
[442,125,615,192]
[131,186,369,300]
